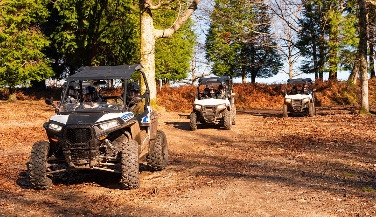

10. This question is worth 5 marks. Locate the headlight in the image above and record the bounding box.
[302,98,309,104]
[99,120,120,130]
[217,104,226,111]
[194,104,201,110]
[48,123,63,132]
[284,98,292,103]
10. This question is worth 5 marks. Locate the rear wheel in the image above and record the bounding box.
[28,141,52,190]
[223,109,232,130]
[283,104,288,117]
[190,112,197,131]
[121,139,139,189]
[147,130,168,171]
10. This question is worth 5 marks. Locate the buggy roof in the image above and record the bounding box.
[287,78,313,84]
[198,76,231,85]
[67,64,143,81]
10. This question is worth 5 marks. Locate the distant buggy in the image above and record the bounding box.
[28,64,168,190]
[190,76,236,130]
[282,78,316,117]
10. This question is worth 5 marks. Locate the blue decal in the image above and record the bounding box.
[142,115,149,123]
[121,113,134,122]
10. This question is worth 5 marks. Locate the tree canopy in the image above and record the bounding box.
[0,0,54,88]
[206,0,282,83]
[49,0,140,76]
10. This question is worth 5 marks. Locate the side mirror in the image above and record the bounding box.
[45,98,53,105]
[131,96,142,104]
[45,97,59,113]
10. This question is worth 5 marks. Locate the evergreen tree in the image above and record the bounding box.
[298,0,357,80]
[206,0,282,83]
[49,0,140,75]
[0,0,54,89]
[297,0,327,79]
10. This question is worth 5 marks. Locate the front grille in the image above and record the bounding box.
[292,99,302,107]
[204,106,215,112]
[66,128,92,144]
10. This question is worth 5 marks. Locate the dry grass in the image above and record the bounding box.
[3,78,376,112]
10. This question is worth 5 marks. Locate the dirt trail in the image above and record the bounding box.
[0,101,375,217]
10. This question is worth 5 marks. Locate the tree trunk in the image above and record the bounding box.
[140,4,156,99]
[348,60,359,84]
[369,25,375,78]
[288,55,293,79]
[359,0,369,112]
[139,0,200,101]
[251,72,256,83]
[241,66,247,83]
[313,40,319,80]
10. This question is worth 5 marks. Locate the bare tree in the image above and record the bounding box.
[188,0,213,84]
[268,0,303,78]
[140,0,201,100]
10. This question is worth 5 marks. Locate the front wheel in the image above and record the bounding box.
[308,102,315,117]
[147,130,168,171]
[190,112,198,131]
[28,140,52,190]
[121,139,139,190]
[231,105,236,125]
[223,109,232,130]
[283,104,288,117]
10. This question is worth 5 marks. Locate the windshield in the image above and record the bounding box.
[285,82,312,95]
[59,79,126,113]
[198,82,229,100]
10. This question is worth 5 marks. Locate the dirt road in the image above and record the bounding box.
[0,101,375,216]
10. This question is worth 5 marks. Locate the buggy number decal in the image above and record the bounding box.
[121,112,134,122]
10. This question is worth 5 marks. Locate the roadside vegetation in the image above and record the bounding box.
[2,79,376,113]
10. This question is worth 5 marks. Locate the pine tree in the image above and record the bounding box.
[206,0,282,83]
[298,0,357,80]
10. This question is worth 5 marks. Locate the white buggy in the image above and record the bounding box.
[190,76,236,130]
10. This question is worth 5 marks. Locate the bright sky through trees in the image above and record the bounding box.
[190,0,352,84]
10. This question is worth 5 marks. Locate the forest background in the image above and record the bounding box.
[1,0,376,111]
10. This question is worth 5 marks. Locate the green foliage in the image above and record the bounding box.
[359,108,370,114]
[0,0,54,88]
[362,187,375,192]
[297,0,358,78]
[50,0,140,74]
[206,0,282,82]
[154,10,196,82]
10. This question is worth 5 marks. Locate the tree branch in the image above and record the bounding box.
[149,0,175,10]
[154,0,200,38]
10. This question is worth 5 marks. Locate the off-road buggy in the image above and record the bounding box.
[282,78,316,117]
[28,64,168,190]
[189,76,236,130]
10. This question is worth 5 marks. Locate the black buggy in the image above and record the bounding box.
[28,64,168,190]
